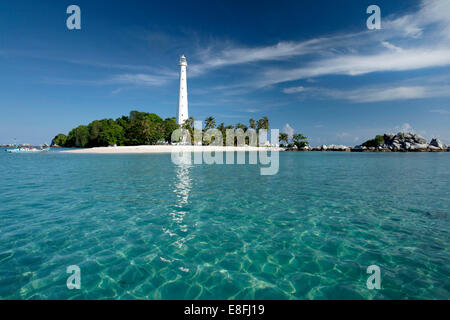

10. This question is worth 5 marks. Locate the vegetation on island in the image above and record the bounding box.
[361,135,385,148]
[52,111,308,148]
[278,133,309,149]
[292,134,309,148]
[53,111,177,147]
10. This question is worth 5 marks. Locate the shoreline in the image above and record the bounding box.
[58,145,450,154]
[60,145,285,154]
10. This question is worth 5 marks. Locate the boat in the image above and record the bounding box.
[6,145,50,153]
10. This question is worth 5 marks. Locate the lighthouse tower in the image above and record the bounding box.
[177,55,188,125]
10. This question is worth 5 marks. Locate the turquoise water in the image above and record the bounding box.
[0,149,449,299]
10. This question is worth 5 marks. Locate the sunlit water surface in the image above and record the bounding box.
[0,149,449,299]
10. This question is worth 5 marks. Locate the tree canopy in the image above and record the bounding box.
[51,134,67,146]
[55,111,178,148]
[54,112,302,148]
[362,135,385,148]
[293,133,309,148]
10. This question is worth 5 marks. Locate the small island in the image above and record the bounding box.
[51,111,448,154]
[293,132,449,152]
[52,111,300,153]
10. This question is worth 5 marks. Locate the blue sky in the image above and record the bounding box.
[1,0,449,145]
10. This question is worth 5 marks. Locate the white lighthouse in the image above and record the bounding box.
[177,55,189,125]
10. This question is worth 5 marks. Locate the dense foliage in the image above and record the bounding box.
[51,134,67,146]
[362,135,385,148]
[181,116,271,145]
[292,133,309,148]
[53,111,177,148]
[53,112,307,148]
[279,133,289,146]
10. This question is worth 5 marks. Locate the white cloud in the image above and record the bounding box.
[111,73,170,86]
[46,71,175,87]
[386,0,450,39]
[381,41,403,52]
[191,40,320,75]
[189,0,450,90]
[337,132,350,138]
[111,88,125,95]
[283,123,295,138]
[297,85,450,103]
[343,86,427,103]
[384,15,424,38]
[33,0,450,108]
[430,109,450,114]
[260,48,450,87]
[283,86,306,94]
[394,123,414,133]
[190,32,368,76]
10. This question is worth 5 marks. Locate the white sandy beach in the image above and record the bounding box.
[61,145,285,154]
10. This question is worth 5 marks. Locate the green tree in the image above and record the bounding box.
[249,118,256,129]
[216,123,226,146]
[256,117,269,131]
[362,135,385,148]
[87,119,125,147]
[235,123,248,131]
[262,116,269,130]
[293,133,308,148]
[87,120,102,146]
[66,125,90,147]
[115,116,129,129]
[51,134,67,146]
[100,119,124,146]
[182,116,195,130]
[125,111,164,145]
[279,133,289,146]
[223,125,234,145]
[205,116,216,130]
[163,117,179,142]
[256,119,264,131]
[181,116,195,143]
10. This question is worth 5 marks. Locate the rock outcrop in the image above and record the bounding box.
[352,132,447,152]
[289,132,448,152]
[309,144,351,151]
[429,138,444,149]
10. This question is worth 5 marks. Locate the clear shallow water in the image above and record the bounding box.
[0,148,449,300]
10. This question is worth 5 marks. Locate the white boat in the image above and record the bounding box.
[6,146,50,153]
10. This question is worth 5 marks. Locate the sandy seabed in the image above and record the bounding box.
[60,145,285,154]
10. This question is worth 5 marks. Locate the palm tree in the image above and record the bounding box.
[217,123,226,146]
[181,117,195,143]
[279,133,289,146]
[223,125,234,146]
[262,116,269,130]
[182,116,195,130]
[256,119,265,131]
[235,123,248,131]
[205,116,215,130]
[249,118,256,129]
[293,133,308,148]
